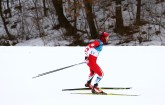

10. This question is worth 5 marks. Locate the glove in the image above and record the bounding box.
[85,56,88,60]
[84,56,89,64]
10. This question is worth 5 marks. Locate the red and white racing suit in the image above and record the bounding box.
[85,39,104,83]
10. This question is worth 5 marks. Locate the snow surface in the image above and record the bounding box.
[0,46,165,105]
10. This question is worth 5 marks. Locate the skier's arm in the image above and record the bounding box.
[88,40,100,48]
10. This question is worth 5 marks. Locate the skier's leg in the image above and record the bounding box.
[91,63,105,93]
[87,62,104,85]
[85,69,95,88]
[88,69,95,82]
[93,63,104,85]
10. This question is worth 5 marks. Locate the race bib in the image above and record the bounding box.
[89,48,99,57]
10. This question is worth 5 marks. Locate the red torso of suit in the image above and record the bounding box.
[85,39,104,77]
[85,39,103,62]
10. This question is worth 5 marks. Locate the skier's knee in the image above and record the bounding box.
[98,71,104,77]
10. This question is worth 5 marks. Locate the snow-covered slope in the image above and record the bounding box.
[0,46,165,105]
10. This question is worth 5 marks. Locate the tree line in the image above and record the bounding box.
[0,0,165,45]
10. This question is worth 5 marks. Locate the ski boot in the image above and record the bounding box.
[85,81,93,89]
[92,84,107,95]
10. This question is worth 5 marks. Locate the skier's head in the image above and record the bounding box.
[99,32,109,44]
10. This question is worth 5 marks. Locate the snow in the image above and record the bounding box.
[0,46,165,105]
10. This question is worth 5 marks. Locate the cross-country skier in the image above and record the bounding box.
[84,32,109,94]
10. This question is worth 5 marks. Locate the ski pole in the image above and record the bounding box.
[32,61,86,79]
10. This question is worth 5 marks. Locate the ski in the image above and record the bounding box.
[62,87,132,91]
[70,92,139,96]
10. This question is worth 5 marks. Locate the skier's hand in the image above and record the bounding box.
[85,56,88,60]
[84,56,89,64]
